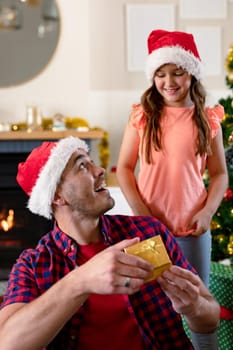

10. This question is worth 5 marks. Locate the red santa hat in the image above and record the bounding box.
[145,29,204,83]
[16,136,89,220]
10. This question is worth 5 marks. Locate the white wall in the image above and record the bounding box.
[0,0,231,168]
[0,0,90,119]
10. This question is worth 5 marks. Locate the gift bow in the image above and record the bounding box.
[220,306,233,320]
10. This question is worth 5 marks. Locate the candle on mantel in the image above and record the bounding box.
[0,209,14,232]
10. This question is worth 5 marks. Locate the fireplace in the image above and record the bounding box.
[0,146,53,280]
[0,131,104,281]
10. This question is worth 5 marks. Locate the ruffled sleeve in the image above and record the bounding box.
[206,104,224,138]
[129,104,146,130]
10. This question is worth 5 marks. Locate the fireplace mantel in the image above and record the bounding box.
[0,130,108,168]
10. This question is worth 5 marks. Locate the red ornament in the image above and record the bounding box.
[224,188,233,200]
[220,306,233,320]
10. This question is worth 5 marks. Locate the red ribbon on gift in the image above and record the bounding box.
[220,306,233,320]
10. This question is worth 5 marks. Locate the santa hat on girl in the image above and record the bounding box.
[145,29,204,83]
[16,136,89,220]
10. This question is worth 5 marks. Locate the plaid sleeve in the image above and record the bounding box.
[1,249,39,308]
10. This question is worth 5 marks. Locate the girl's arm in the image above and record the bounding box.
[189,126,228,235]
[117,120,151,215]
[205,126,228,214]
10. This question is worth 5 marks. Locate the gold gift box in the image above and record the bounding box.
[124,235,172,282]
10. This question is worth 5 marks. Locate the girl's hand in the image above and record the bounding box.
[187,209,212,236]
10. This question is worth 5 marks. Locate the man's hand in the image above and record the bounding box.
[157,265,202,314]
[75,238,154,295]
[157,265,220,333]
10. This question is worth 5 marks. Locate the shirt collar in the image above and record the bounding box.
[51,221,76,256]
[50,217,113,255]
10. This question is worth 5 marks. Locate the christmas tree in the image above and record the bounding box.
[210,43,233,263]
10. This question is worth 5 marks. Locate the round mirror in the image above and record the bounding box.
[0,0,60,87]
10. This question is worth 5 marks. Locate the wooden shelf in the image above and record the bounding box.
[0,129,105,141]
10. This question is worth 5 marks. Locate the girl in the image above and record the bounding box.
[117,29,228,288]
[117,30,228,349]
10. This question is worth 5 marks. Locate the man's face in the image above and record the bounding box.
[57,149,115,217]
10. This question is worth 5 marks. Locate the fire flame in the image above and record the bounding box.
[0,209,14,232]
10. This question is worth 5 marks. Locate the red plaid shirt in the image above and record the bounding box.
[1,215,194,349]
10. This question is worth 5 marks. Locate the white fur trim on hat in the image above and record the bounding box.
[28,136,89,220]
[145,45,204,83]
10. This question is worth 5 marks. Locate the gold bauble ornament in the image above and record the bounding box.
[227,235,233,255]
[228,72,233,83]
[225,43,233,72]
[210,220,220,231]
[214,234,225,243]
[222,113,228,122]
[228,132,233,143]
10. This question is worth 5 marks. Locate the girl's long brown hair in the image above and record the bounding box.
[140,76,211,163]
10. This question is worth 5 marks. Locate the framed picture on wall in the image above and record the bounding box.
[179,0,227,19]
[126,4,175,72]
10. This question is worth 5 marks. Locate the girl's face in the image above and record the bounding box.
[153,63,193,107]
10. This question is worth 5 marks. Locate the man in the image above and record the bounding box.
[0,136,219,350]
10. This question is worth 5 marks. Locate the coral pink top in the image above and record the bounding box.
[130,104,224,236]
